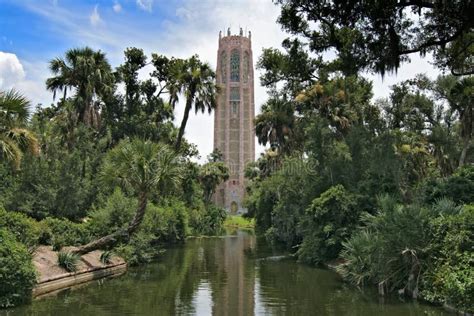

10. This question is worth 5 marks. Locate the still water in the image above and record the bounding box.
[3,231,448,316]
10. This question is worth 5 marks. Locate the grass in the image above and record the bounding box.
[57,251,80,272]
[100,250,113,264]
[224,215,255,230]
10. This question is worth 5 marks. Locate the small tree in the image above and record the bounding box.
[198,160,229,205]
[73,138,183,255]
[0,89,39,169]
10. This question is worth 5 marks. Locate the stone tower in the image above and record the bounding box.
[213,28,255,213]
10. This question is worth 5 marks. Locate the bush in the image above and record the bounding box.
[338,197,472,309]
[141,199,189,242]
[57,251,80,272]
[0,229,36,308]
[297,185,360,265]
[100,251,113,264]
[422,165,474,205]
[39,217,90,248]
[189,204,226,236]
[115,231,158,266]
[0,207,40,250]
[87,188,135,238]
[421,206,474,312]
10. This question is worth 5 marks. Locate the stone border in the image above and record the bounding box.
[33,262,127,298]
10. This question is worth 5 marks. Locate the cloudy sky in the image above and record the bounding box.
[0,0,440,161]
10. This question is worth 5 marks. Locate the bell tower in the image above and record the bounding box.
[213,28,255,213]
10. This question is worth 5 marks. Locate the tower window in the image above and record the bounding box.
[230,87,240,115]
[243,51,249,83]
[220,51,227,83]
[230,49,240,82]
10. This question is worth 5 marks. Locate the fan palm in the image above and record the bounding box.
[46,47,114,128]
[171,55,217,150]
[255,97,296,154]
[73,138,183,255]
[0,89,39,169]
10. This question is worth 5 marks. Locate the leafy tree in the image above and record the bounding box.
[297,185,360,265]
[0,89,39,169]
[435,75,473,166]
[198,160,229,205]
[275,0,473,75]
[46,47,114,128]
[106,48,175,144]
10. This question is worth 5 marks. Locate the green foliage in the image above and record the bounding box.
[0,89,39,169]
[422,165,474,205]
[274,0,472,76]
[338,197,472,310]
[57,251,80,272]
[2,120,104,220]
[0,229,36,308]
[224,215,255,229]
[115,231,158,266]
[39,217,89,248]
[198,161,229,204]
[297,185,360,265]
[0,207,40,250]
[87,188,136,238]
[421,206,474,312]
[141,200,189,243]
[100,251,113,265]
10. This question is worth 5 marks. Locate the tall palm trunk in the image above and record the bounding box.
[73,191,148,255]
[459,137,470,167]
[175,95,194,151]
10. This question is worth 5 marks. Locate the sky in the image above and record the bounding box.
[0,0,440,161]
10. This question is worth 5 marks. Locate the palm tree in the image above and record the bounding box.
[171,55,217,151]
[0,89,39,169]
[73,138,183,255]
[255,97,296,154]
[436,75,473,166]
[46,47,114,128]
[451,77,473,166]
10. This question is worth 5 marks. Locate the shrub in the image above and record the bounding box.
[39,217,90,247]
[141,200,189,242]
[297,185,360,265]
[57,251,80,272]
[87,188,135,238]
[0,229,36,308]
[338,197,472,309]
[0,207,40,250]
[100,251,113,265]
[422,165,474,205]
[189,204,226,236]
[115,231,158,266]
[421,206,474,312]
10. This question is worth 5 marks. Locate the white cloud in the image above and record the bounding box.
[0,52,51,107]
[90,4,102,27]
[113,2,122,13]
[176,7,193,20]
[136,0,153,12]
[0,52,26,89]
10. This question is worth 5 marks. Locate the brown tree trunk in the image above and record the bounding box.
[175,97,193,151]
[459,137,470,167]
[73,191,148,255]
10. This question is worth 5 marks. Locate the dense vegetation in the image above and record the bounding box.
[245,0,473,312]
[0,48,228,307]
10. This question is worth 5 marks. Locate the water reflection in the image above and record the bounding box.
[2,231,449,316]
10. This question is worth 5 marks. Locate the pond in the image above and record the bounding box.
[3,231,449,315]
